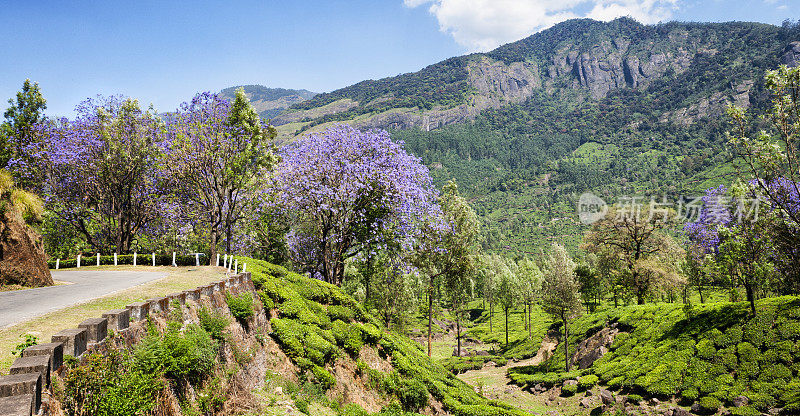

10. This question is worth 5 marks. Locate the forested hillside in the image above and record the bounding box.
[268,18,800,255]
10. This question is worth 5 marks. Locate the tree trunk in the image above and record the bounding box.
[209,227,218,266]
[505,307,509,346]
[745,283,756,316]
[489,302,493,333]
[456,311,461,358]
[225,223,232,254]
[563,317,570,372]
[699,285,705,304]
[528,303,532,339]
[427,284,434,357]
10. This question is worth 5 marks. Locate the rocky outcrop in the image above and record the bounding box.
[781,41,800,67]
[571,324,619,370]
[0,206,52,287]
[659,79,754,125]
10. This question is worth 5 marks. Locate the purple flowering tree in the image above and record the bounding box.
[36,96,164,253]
[272,125,439,286]
[160,90,276,264]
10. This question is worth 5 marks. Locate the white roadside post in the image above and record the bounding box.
[216,253,220,267]
[234,258,238,274]
[152,252,155,267]
[133,252,137,266]
[114,253,118,266]
[172,252,176,267]
[195,253,200,267]
[223,254,228,269]
[77,254,81,268]
[56,259,60,270]
[97,253,100,266]
[243,263,246,273]
[228,257,233,272]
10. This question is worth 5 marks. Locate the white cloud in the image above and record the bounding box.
[404,0,679,52]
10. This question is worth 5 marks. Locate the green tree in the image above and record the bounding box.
[1,79,47,187]
[728,65,800,288]
[517,257,542,339]
[582,207,681,304]
[495,258,520,347]
[541,243,581,372]
[222,88,278,253]
[575,263,601,313]
[413,179,480,357]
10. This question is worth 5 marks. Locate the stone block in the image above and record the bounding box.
[22,342,62,373]
[51,328,87,357]
[126,302,150,321]
[201,284,215,297]
[0,374,40,414]
[167,292,186,304]
[183,288,201,302]
[146,297,169,314]
[102,309,130,331]
[78,318,108,344]
[0,393,34,416]
[9,355,49,388]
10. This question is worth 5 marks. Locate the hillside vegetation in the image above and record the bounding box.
[267,18,800,254]
[507,296,800,415]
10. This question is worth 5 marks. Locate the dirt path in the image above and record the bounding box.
[457,337,557,388]
[456,338,558,414]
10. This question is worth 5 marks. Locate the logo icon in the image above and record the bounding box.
[578,192,607,225]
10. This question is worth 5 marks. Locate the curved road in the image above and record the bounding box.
[0,270,168,329]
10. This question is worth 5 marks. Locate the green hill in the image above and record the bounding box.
[219,85,317,120]
[267,18,800,255]
[245,257,530,415]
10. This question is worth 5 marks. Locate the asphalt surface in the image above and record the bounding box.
[0,270,168,328]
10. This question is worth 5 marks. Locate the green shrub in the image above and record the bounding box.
[134,324,217,382]
[561,383,577,396]
[328,305,355,322]
[340,403,369,416]
[397,378,429,411]
[627,394,642,403]
[578,374,599,390]
[226,292,255,321]
[59,347,164,415]
[697,396,721,414]
[198,307,229,341]
[311,365,336,390]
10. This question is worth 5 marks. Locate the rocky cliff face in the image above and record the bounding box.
[0,206,53,287]
[272,19,796,139]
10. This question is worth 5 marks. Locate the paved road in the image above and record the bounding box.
[0,270,168,328]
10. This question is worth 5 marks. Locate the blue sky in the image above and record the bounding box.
[1,0,797,116]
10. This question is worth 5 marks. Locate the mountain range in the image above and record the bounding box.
[225,17,800,255]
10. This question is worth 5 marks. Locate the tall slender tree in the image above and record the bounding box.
[541,243,581,372]
[413,180,479,357]
[2,79,47,188]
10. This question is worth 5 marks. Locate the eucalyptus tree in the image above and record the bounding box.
[413,179,480,357]
[40,96,164,253]
[517,257,543,339]
[495,258,521,347]
[541,243,581,372]
[161,90,277,263]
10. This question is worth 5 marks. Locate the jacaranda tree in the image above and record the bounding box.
[39,96,164,253]
[273,124,438,286]
[161,90,277,264]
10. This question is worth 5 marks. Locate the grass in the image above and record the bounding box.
[0,265,226,373]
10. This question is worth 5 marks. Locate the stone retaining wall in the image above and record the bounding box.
[0,272,253,415]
